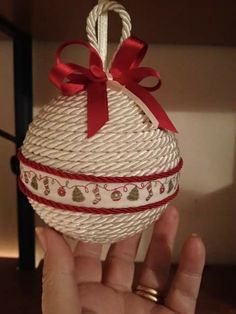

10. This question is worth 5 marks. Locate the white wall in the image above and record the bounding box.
[0,40,236,264]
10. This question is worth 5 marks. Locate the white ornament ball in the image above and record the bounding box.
[19,87,182,243]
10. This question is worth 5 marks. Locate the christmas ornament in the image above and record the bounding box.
[18,1,182,243]
[58,186,66,197]
[111,190,122,201]
[160,184,165,194]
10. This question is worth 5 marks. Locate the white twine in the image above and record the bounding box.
[86,0,131,70]
[98,0,108,69]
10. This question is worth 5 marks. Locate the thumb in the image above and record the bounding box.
[36,227,81,314]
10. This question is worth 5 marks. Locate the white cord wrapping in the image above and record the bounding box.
[22,89,180,176]
[30,199,167,243]
[21,2,181,243]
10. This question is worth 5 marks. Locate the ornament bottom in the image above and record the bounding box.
[30,198,167,243]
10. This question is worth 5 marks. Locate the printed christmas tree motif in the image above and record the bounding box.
[111,190,122,201]
[160,184,165,194]
[92,185,101,205]
[167,179,174,193]
[43,177,50,196]
[127,186,139,201]
[31,175,38,190]
[146,182,153,201]
[58,186,66,197]
[72,187,85,202]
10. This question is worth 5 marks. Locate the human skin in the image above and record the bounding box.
[36,206,205,314]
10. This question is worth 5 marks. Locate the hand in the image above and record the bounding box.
[36,206,205,314]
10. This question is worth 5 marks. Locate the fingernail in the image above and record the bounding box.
[35,227,48,252]
[191,233,201,238]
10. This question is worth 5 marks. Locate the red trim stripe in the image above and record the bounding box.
[18,150,183,183]
[18,177,179,215]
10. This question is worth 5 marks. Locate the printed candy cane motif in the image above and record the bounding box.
[31,175,38,190]
[145,182,153,201]
[24,172,29,184]
[92,184,102,205]
[43,177,50,196]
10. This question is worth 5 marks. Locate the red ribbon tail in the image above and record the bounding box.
[87,82,109,138]
[127,81,177,133]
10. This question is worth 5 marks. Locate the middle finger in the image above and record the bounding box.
[73,241,102,284]
[102,233,141,292]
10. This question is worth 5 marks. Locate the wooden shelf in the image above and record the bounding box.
[0,0,236,45]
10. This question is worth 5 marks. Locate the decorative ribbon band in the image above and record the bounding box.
[18,151,183,183]
[49,36,177,137]
[18,178,179,215]
[18,152,181,214]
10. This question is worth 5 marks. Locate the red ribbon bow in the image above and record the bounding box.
[49,37,177,137]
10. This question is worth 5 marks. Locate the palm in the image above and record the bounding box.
[41,207,205,314]
[77,282,172,314]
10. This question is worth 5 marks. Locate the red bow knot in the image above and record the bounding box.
[49,37,177,137]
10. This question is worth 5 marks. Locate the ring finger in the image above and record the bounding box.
[138,206,179,292]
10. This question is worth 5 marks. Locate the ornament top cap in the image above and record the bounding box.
[49,1,177,137]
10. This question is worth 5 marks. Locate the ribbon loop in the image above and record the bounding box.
[110,37,147,71]
[49,37,177,137]
[125,67,161,92]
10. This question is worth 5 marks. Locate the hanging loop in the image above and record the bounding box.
[86,1,132,53]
